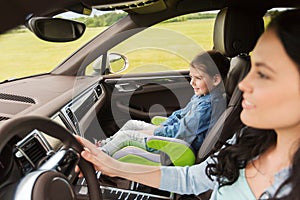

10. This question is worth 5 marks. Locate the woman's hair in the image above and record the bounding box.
[268,9,300,69]
[206,9,300,200]
[190,50,230,81]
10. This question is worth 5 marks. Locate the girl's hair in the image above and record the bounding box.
[206,9,300,199]
[190,50,230,81]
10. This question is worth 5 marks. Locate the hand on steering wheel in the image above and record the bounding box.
[0,115,102,200]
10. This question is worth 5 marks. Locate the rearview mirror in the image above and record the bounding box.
[26,17,86,42]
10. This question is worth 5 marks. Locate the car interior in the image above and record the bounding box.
[90,7,262,200]
[1,0,300,200]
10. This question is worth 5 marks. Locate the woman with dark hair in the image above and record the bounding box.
[76,9,300,199]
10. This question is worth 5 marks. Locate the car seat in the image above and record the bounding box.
[111,7,264,168]
[183,7,265,200]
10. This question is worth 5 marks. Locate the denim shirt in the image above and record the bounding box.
[153,87,226,151]
[159,134,292,199]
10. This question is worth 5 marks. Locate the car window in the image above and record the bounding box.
[85,12,216,75]
[0,11,118,82]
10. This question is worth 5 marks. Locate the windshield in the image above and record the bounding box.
[0,10,120,82]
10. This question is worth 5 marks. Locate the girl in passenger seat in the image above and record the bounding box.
[96,50,230,156]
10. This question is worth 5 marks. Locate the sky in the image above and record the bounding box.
[60,9,122,19]
[60,9,103,18]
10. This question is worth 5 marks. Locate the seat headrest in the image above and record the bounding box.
[225,55,250,100]
[213,7,265,57]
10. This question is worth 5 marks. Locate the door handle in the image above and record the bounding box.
[115,82,141,92]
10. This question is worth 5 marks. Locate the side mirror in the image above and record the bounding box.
[108,53,129,74]
[26,17,86,42]
[92,53,129,76]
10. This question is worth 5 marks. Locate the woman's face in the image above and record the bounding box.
[189,66,215,96]
[238,29,300,130]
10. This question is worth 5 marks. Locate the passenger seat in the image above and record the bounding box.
[196,7,265,163]
[190,7,265,200]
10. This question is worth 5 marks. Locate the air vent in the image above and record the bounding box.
[66,108,80,134]
[15,130,51,174]
[66,108,75,124]
[0,116,10,121]
[0,93,35,104]
[22,138,47,164]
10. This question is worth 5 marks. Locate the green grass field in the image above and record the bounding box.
[0,19,214,80]
[113,19,214,73]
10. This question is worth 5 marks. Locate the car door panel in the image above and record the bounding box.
[97,70,193,137]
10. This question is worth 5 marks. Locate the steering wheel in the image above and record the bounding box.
[0,115,102,200]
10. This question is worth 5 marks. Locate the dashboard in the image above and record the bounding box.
[0,75,105,197]
[0,71,185,199]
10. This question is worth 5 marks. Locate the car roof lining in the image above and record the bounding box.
[127,0,300,27]
[177,0,300,12]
